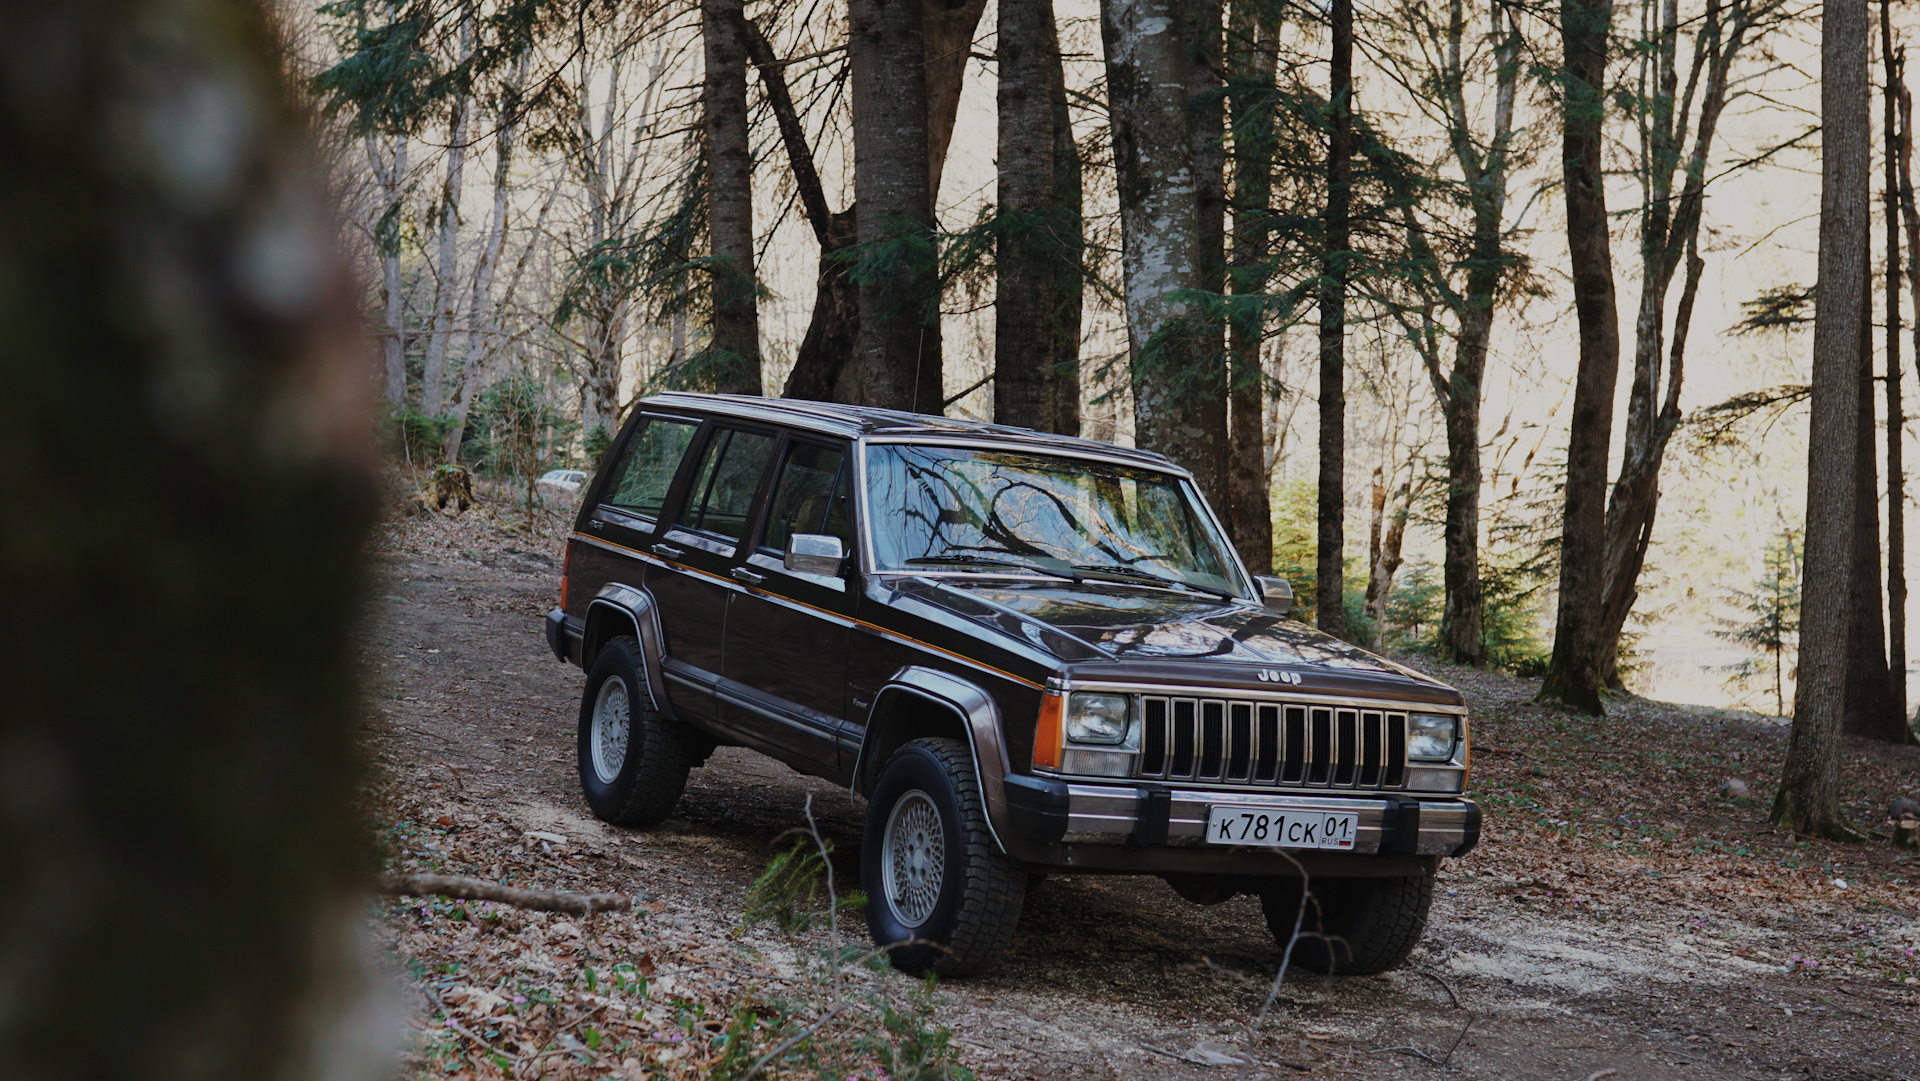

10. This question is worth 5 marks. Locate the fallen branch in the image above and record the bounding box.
[379,873,630,915]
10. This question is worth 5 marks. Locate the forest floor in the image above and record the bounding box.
[360,493,1920,1081]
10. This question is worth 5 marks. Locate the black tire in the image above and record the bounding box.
[1259,874,1433,975]
[576,635,696,827]
[861,737,1026,977]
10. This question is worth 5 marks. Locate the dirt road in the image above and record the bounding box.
[364,512,1920,1080]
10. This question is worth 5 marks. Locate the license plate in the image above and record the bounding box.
[1205,805,1359,850]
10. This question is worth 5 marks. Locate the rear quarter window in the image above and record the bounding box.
[602,415,700,520]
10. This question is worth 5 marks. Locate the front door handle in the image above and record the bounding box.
[650,543,684,560]
[729,567,766,586]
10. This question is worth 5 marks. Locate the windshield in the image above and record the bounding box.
[864,444,1248,598]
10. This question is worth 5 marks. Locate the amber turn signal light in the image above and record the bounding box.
[1032,693,1066,770]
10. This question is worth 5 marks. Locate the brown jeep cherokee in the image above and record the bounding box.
[544,392,1479,976]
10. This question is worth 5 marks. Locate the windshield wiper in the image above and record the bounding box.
[1072,562,1235,601]
[905,554,1081,583]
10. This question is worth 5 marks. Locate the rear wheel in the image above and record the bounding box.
[576,635,696,827]
[861,738,1026,977]
[1259,874,1433,975]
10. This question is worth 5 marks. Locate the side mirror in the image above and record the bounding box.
[784,533,846,577]
[1255,575,1293,617]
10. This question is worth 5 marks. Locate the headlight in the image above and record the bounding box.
[1066,693,1131,744]
[1407,714,1459,761]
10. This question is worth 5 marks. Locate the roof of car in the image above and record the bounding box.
[638,392,1181,472]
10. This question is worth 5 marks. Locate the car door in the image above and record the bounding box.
[721,437,857,777]
[648,422,778,725]
[573,409,702,633]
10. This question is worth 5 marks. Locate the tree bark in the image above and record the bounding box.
[704,0,761,395]
[995,0,1077,432]
[370,134,410,409]
[1316,0,1354,637]
[1101,0,1228,508]
[444,56,527,462]
[849,0,937,412]
[1844,289,1896,738]
[1884,3,1913,741]
[421,3,474,420]
[0,4,376,1076]
[1536,0,1621,714]
[1775,0,1869,837]
[1047,38,1084,437]
[1227,0,1281,574]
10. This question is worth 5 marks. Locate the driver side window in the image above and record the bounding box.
[760,443,850,554]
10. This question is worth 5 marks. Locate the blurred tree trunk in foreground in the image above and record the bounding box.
[1776,0,1869,837]
[0,1,378,1077]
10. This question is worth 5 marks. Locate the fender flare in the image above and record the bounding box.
[584,583,675,722]
[853,666,1014,854]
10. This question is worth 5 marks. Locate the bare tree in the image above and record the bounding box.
[1775,0,1869,836]
[1536,0,1622,714]
[1377,0,1528,664]
[421,0,475,418]
[1591,0,1785,690]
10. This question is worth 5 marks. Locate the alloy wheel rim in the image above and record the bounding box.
[590,676,630,785]
[882,790,945,928]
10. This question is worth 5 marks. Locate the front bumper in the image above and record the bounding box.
[1004,775,1479,859]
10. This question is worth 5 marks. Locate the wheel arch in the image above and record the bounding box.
[853,666,1014,853]
[582,584,674,721]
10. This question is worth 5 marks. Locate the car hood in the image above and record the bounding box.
[903,577,1448,688]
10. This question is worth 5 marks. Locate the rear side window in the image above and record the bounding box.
[676,428,775,541]
[761,443,850,554]
[603,416,700,519]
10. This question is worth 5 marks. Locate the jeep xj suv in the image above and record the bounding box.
[544,393,1479,976]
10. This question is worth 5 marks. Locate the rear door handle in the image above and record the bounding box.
[729,567,765,586]
[650,543,684,559]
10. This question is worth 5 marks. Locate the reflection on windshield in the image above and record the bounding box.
[865,444,1246,597]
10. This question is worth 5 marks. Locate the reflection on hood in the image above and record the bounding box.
[907,578,1441,684]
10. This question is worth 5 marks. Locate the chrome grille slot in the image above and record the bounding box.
[1133,693,1409,791]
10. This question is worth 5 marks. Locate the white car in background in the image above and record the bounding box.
[536,469,588,494]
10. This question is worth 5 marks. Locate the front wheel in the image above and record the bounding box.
[1260,874,1434,975]
[861,738,1026,977]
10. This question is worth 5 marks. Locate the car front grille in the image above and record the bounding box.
[1134,695,1408,790]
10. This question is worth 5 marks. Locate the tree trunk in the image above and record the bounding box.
[1316,0,1353,637]
[1227,0,1281,573]
[1364,468,1417,647]
[1884,3,1913,741]
[995,0,1071,431]
[1437,320,1486,663]
[1775,0,1869,837]
[849,0,936,411]
[1844,269,1899,738]
[1047,36,1084,437]
[1101,0,1228,508]
[370,134,409,408]
[421,4,474,420]
[923,0,989,208]
[443,58,526,463]
[0,3,375,1076]
[704,0,761,394]
[742,22,859,402]
[1591,0,1752,690]
[1536,0,1621,715]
